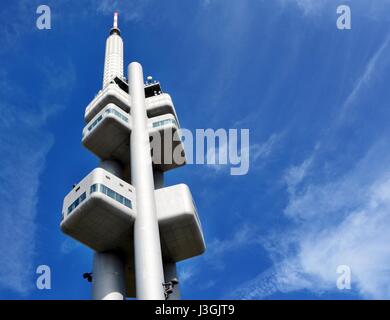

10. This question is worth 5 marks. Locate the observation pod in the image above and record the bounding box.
[61,168,205,260]
[61,168,136,252]
[85,80,131,123]
[82,103,186,171]
[84,78,178,124]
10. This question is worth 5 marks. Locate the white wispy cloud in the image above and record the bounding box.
[178,266,195,283]
[0,1,33,51]
[284,156,313,194]
[205,132,282,175]
[226,260,316,299]
[205,225,257,269]
[0,131,53,293]
[230,138,390,299]
[227,21,390,299]
[96,0,152,22]
[0,61,75,293]
[251,133,283,164]
[178,224,258,291]
[60,238,81,255]
[339,34,390,118]
[277,0,332,16]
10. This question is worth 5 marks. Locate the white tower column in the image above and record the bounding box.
[99,159,123,178]
[103,11,124,88]
[92,252,125,300]
[129,62,165,300]
[92,159,125,300]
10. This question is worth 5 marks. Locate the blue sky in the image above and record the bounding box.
[2,0,390,299]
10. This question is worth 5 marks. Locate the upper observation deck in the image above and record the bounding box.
[82,103,186,171]
[84,77,179,124]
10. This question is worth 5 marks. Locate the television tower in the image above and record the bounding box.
[61,12,205,300]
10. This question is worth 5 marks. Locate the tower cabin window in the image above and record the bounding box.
[113,76,128,93]
[144,82,162,98]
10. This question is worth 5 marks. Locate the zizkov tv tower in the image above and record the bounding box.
[61,12,205,300]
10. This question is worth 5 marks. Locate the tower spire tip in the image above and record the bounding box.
[113,11,118,29]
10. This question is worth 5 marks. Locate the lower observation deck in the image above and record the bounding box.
[61,168,137,252]
[61,168,205,262]
[82,103,186,171]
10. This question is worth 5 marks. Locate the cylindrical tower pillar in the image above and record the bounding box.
[92,160,125,300]
[92,252,125,300]
[164,261,181,300]
[128,62,165,300]
[99,159,123,178]
[153,170,164,189]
